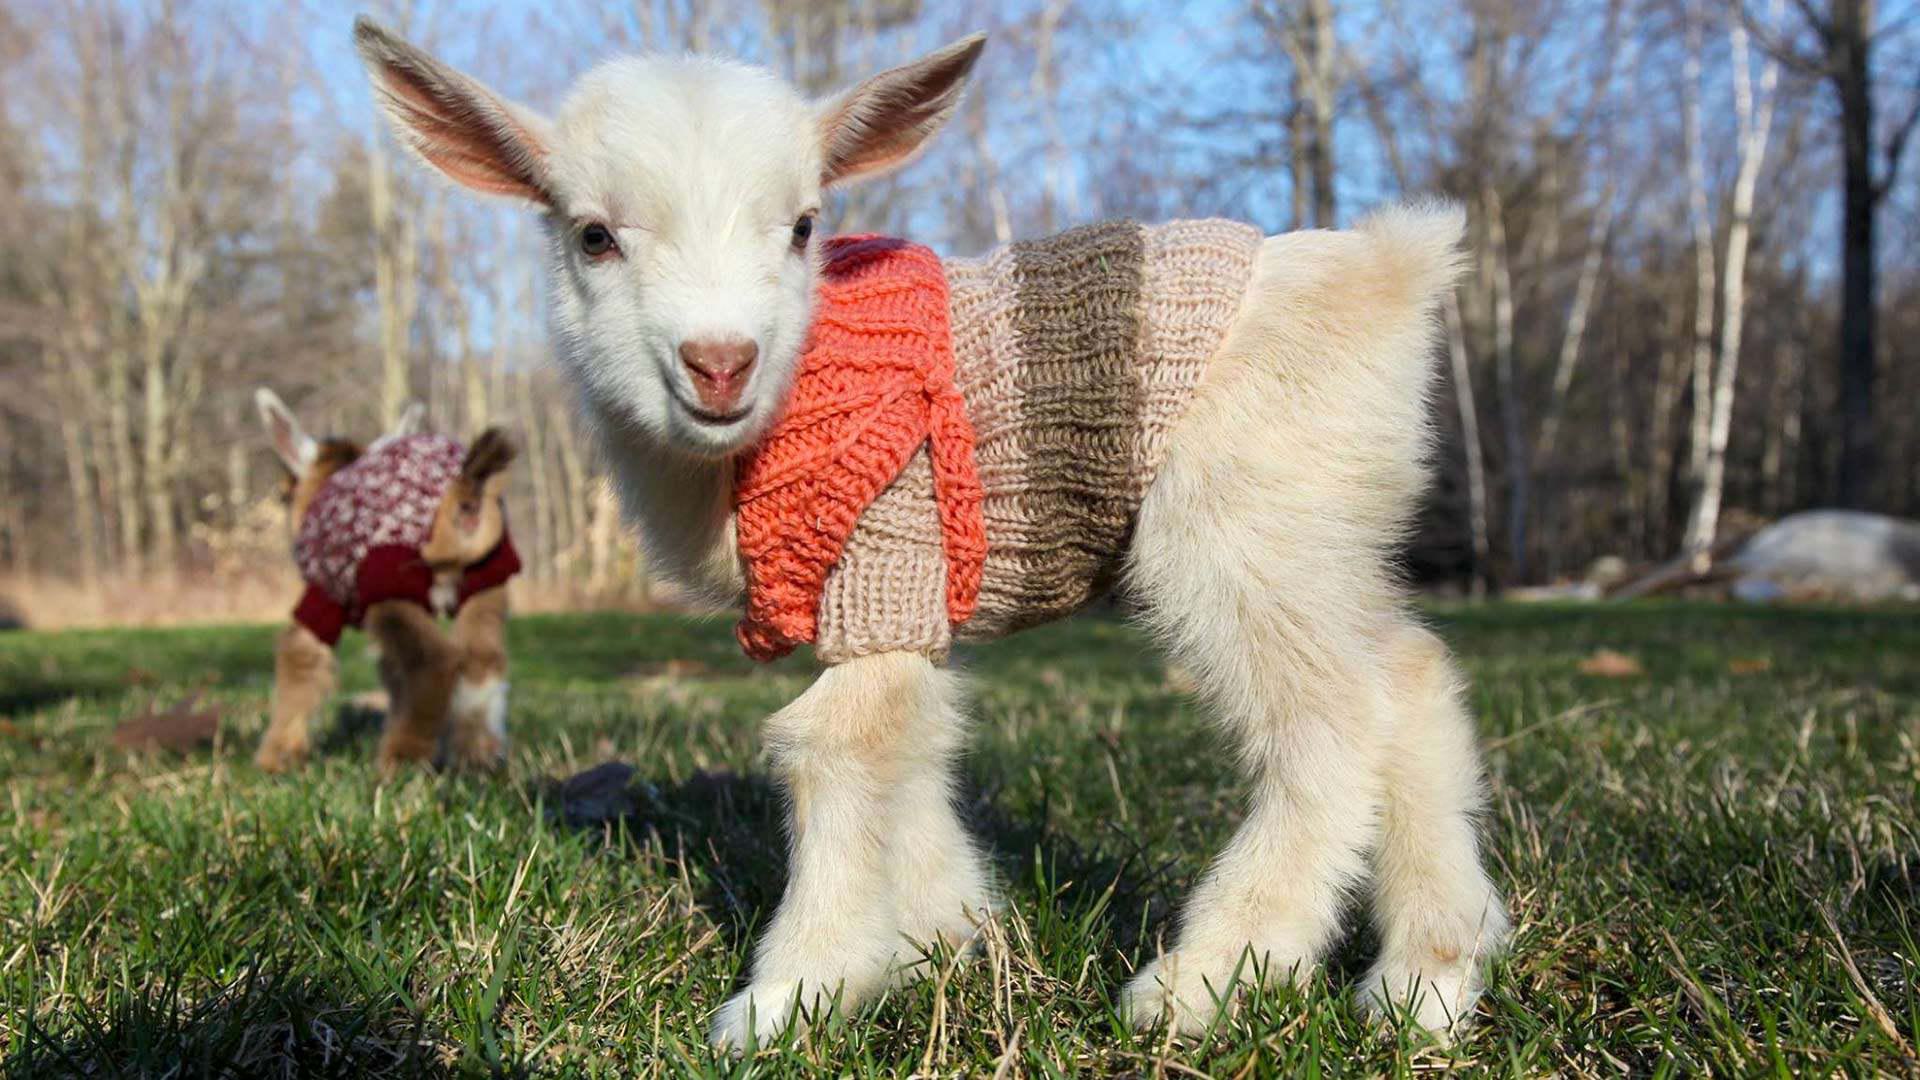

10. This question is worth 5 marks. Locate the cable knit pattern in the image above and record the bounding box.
[738,219,1263,664]
[295,434,466,610]
[733,235,987,662]
[291,433,522,645]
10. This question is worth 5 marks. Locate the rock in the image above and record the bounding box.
[549,761,640,828]
[1584,555,1631,589]
[1726,510,1920,602]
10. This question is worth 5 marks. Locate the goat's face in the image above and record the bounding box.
[353,18,984,459]
[540,61,822,455]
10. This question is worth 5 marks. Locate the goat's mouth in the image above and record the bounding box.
[678,399,753,427]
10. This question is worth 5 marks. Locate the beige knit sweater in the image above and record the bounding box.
[804,218,1264,663]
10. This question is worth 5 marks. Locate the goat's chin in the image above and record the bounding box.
[660,399,770,460]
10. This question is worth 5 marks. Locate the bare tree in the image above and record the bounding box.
[1682,3,1783,562]
[1748,0,1920,507]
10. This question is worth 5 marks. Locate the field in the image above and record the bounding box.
[2,605,1918,1076]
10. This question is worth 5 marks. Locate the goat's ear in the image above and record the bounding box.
[460,426,519,485]
[390,401,427,439]
[256,388,318,476]
[352,16,555,207]
[817,32,986,187]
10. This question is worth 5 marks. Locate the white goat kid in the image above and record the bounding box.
[353,16,1510,1050]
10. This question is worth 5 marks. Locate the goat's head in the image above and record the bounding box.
[352,17,985,459]
[256,388,426,529]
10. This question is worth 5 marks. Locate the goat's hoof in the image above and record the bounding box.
[1123,953,1230,1036]
[253,740,307,773]
[374,737,435,778]
[709,980,817,1053]
[443,733,507,773]
[1359,957,1483,1041]
[1122,949,1310,1037]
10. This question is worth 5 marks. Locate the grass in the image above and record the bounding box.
[1,603,1918,1077]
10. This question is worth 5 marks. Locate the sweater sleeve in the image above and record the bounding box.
[291,583,348,648]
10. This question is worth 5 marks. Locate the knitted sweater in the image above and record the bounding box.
[735,219,1264,663]
[291,434,521,646]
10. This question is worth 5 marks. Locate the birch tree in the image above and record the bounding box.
[1682,4,1782,562]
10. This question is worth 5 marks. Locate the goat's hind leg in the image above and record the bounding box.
[1362,624,1509,1033]
[1119,571,1393,1035]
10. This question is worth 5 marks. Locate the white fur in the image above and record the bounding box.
[708,652,994,1050]
[450,675,509,748]
[354,19,1507,1050]
[256,387,317,474]
[366,401,427,453]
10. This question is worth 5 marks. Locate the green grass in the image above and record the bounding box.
[2,604,1919,1076]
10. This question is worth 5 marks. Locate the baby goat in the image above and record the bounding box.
[253,389,522,775]
[352,19,1510,1047]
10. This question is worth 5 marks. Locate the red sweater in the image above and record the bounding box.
[733,236,986,661]
[290,434,520,646]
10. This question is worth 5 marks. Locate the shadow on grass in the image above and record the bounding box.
[540,762,1191,971]
[5,965,457,1080]
[312,700,389,759]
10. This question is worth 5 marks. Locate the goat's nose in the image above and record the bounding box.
[678,338,759,415]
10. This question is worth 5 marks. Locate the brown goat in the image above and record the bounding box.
[253,389,521,775]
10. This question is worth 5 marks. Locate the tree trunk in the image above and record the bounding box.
[105,343,141,573]
[1682,14,1717,505]
[1834,0,1876,507]
[1482,192,1526,582]
[371,132,419,430]
[58,411,102,584]
[550,397,590,579]
[1536,193,1614,463]
[522,373,552,581]
[142,335,176,572]
[1279,0,1338,228]
[1683,13,1778,563]
[1444,292,1491,595]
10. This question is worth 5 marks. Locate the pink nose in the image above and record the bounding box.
[678,338,758,415]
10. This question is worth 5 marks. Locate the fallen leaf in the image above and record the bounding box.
[1578,649,1644,678]
[1728,657,1773,675]
[629,658,713,679]
[113,692,221,752]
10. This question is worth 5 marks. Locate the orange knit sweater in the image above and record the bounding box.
[733,235,986,661]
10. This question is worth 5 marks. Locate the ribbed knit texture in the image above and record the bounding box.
[733,235,987,662]
[736,219,1264,664]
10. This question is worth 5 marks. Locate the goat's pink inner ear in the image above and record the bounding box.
[818,32,986,187]
[357,19,553,206]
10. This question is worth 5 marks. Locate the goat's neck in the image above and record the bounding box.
[600,421,742,606]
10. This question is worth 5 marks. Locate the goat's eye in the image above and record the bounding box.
[791,214,815,250]
[579,223,617,259]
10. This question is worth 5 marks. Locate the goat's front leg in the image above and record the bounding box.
[711,651,955,1051]
[444,585,510,771]
[887,664,996,980]
[364,600,459,775]
[255,622,336,773]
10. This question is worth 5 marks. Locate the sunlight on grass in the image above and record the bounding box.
[2,605,1918,1075]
